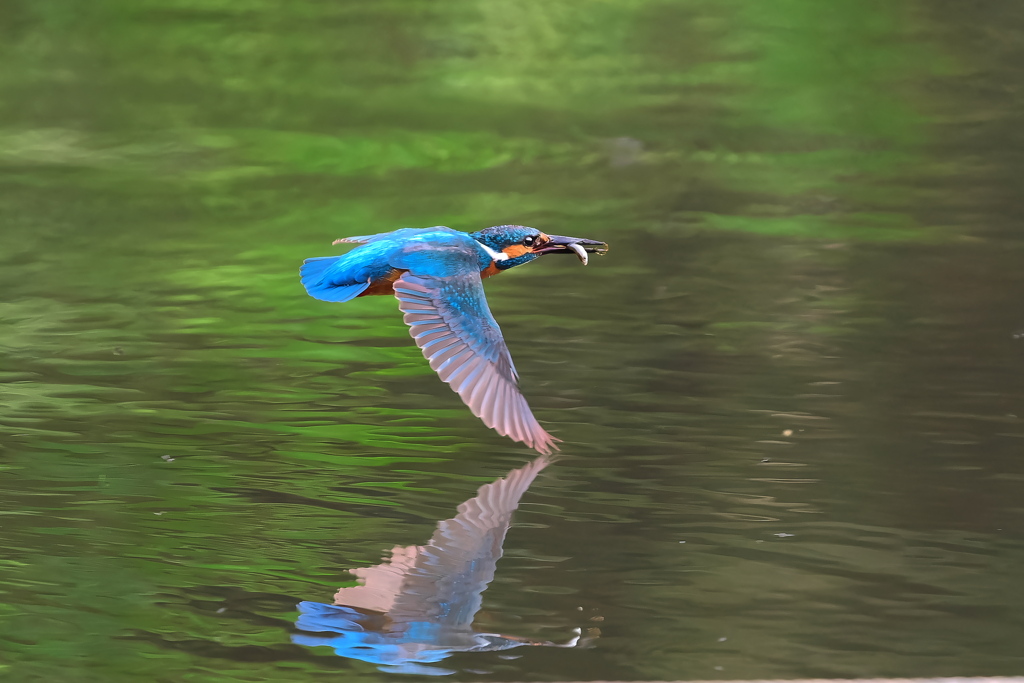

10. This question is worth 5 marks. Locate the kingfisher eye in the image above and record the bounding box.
[523,235,538,246]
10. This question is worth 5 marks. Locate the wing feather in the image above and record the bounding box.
[394,273,558,454]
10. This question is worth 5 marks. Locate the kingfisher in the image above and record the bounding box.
[299,225,608,454]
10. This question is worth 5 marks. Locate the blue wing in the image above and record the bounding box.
[392,268,558,455]
[302,227,474,302]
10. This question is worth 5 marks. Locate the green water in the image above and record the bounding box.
[2,0,1024,680]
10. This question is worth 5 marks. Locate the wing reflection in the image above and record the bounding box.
[292,456,582,676]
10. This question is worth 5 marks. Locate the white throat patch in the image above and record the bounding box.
[477,242,509,262]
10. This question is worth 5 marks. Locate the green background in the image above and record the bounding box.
[1,0,1023,681]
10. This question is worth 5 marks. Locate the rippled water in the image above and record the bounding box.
[3,1,1024,681]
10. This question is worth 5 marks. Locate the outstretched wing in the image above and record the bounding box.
[393,271,559,455]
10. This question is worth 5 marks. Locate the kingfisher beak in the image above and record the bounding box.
[534,235,609,265]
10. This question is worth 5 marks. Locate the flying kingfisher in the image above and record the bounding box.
[300,225,608,454]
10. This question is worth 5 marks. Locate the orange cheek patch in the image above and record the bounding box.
[502,245,529,259]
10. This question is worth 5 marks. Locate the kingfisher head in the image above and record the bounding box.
[470,225,608,270]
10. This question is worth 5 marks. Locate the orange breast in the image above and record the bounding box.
[481,261,502,279]
[360,268,405,296]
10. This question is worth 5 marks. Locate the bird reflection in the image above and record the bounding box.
[292,456,583,676]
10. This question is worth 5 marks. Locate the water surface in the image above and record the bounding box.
[2,1,1024,681]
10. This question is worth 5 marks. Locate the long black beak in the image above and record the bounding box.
[535,235,609,265]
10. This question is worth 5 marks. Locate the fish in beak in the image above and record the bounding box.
[534,235,609,265]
